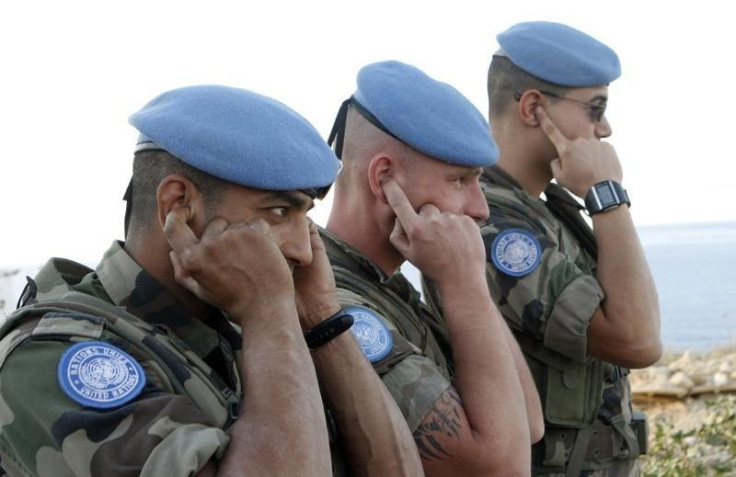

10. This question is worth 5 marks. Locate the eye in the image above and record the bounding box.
[590,104,606,122]
[270,207,288,217]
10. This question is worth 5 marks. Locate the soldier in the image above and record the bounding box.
[323,60,544,476]
[0,85,421,476]
[469,21,661,475]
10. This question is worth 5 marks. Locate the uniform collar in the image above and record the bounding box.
[319,227,422,304]
[95,241,224,358]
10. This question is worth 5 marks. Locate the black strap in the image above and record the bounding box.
[544,183,598,260]
[327,98,351,159]
[16,276,38,309]
[327,97,402,160]
[123,179,133,239]
[304,309,354,350]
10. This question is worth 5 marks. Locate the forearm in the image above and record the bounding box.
[436,276,531,472]
[217,299,330,476]
[498,319,544,443]
[592,206,661,362]
[311,328,423,477]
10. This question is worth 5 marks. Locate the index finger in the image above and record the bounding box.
[163,206,199,254]
[382,178,419,230]
[535,106,569,150]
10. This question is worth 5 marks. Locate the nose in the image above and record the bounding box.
[596,115,613,139]
[466,182,490,223]
[281,217,313,268]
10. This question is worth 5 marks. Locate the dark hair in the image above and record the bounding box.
[487,55,569,121]
[126,150,226,238]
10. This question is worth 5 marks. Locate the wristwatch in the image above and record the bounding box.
[584,180,630,215]
[304,309,354,350]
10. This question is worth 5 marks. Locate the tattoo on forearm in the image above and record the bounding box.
[413,387,462,461]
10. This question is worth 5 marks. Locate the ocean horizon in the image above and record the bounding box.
[2,221,735,353]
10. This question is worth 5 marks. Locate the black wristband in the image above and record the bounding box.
[304,309,354,350]
[584,180,630,215]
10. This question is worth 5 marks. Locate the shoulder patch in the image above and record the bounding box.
[58,341,146,409]
[490,228,542,277]
[345,306,393,363]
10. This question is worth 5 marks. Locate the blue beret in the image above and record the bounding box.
[129,85,340,191]
[496,21,621,87]
[351,61,497,167]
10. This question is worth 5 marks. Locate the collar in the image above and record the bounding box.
[319,227,421,303]
[95,241,225,358]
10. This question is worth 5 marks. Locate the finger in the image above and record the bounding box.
[535,106,569,150]
[389,217,409,253]
[164,207,199,254]
[200,217,230,240]
[382,178,418,231]
[169,250,202,296]
[550,158,563,178]
[416,202,441,217]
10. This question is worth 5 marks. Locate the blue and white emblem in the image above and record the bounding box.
[491,228,542,277]
[58,341,146,409]
[345,306,393,363]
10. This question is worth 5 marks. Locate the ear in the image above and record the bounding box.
[517,90,543,127]
[156,174,204,232]
[367,154,393,204]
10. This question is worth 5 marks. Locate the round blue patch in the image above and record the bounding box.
[345,306,393,363]
[490,228,542,277]
[58,341,146,409]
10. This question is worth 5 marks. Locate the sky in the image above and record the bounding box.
[1,0,735,269]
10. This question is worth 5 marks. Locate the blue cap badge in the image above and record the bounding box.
[490,229,542,277]
[345,306,393,363]
[58,341,146,409]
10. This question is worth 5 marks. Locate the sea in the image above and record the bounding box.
[637,221,736,352]
[1,221,735,352]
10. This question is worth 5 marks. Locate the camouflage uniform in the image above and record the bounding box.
[320,228,452,433]
[475,166,644,476]
[0,242,346,476]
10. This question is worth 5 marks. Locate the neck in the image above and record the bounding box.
[493,123,553,198]
[125,233,215,320]
[326,192,404,275]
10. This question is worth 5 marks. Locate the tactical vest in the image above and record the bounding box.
[478,168,648,476]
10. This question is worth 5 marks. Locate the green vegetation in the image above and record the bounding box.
[641,394,736,476]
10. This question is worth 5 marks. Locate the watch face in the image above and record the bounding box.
[595,181,616,207]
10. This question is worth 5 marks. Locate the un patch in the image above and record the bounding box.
[58,341,146,409]
[491,228,542,277]
[345,306,393,363]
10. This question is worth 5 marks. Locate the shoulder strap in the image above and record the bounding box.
[544,183,598,260]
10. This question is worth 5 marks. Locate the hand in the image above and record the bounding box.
[292,220,341,329]
[535,105,623,198]
[164,206,294,322]
[382,178,486,283]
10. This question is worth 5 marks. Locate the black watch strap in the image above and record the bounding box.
[584,180,630,215]
[304,309,354,350]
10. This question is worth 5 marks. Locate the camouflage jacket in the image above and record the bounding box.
[0,241,345,477]
[475,166,640,472]
[320,228,451,433]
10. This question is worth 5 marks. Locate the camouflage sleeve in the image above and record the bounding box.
[335,288,451,433]
[482,218,604,363]
[0,340,229,477]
